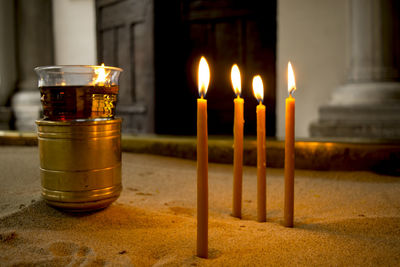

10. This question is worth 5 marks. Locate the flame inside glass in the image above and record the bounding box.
[35,65,123,121]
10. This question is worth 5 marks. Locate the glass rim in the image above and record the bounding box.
[34,65,123,72]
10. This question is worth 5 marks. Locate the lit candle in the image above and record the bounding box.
[93,63,109,86]
[92,63,111,117]
[284,61,296,227]
[231,64,244,218]
[252,75,266,222]
[197,56,210,258]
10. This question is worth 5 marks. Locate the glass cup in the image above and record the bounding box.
[35,65,123,121]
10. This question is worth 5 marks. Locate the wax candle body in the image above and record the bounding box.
[197,98,208,258]
[233,97,244,218]
[256,103,266,222]
[284,95,295,227]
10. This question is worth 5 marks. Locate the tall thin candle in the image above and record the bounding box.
[231,64,244,218]
[197,56,210,258]
[252,75,266,222]
[284,61,296,227]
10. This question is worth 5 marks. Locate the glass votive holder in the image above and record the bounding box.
[35,65,122,121]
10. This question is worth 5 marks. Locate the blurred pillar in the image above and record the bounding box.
[12,0,53,131]
[310,0,400,139]
[0,0,16,129]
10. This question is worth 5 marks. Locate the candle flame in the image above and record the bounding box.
[288,61,296,96]
[198,57,210,98]
[252,75,264,103]
[231,64,241,96]
[94,63,110,85]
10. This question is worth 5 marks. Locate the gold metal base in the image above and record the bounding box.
[37,118,122,212]
[42,184,122,212]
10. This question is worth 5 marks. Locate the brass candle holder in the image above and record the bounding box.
[35,65,123,211]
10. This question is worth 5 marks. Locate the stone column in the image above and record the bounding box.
[0,0,16,130]
[310,0,400,139]
[12,0,53,131]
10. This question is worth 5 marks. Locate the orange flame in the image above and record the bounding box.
[252,75,264,103]
[94,63,110,85]
[231,64,241,96]
[198,57,210,98]
[288,61,296,96]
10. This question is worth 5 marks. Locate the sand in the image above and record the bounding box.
[0,146,399,266]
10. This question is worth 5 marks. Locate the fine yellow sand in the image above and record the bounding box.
[0,146,400,266]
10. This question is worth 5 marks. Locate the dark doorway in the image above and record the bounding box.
[154,0,276,136]
[96,0,276,135]
[96,0,155,133]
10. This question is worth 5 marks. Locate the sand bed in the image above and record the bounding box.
[0,146,399,266]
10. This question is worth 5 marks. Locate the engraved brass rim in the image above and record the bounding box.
[36,118,122,127]
[42,184,122,202]
[42,184,122,211]
[43,196,120,212]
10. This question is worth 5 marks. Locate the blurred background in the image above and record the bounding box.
[0,0,399,140]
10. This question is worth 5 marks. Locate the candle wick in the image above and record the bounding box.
[289,87,296,98]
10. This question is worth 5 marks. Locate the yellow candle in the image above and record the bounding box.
[252,75,266,222]
[231,64,244,218]
[197,56,210,258]
[284,61,296,227]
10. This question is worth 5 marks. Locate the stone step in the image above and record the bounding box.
[0,132,399,175]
